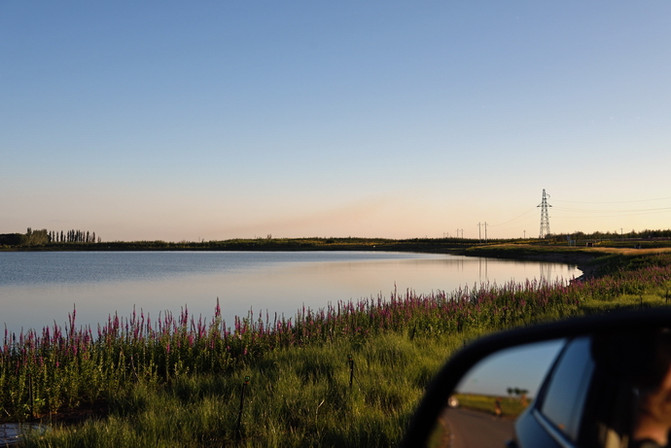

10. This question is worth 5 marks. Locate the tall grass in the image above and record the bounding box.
[2,253,670,446]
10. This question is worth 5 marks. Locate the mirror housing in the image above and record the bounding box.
[401,307,671,447]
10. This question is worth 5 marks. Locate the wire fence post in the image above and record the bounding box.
[236,375,250,438]
[348,354,354,390]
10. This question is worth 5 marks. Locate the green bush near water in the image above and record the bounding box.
[4,252,671,446]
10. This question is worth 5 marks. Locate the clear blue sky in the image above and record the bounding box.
[2,1,670,241]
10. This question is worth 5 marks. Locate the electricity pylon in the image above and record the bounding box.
[538,189,551,238]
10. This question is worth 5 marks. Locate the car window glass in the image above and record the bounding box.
[539,337,594,441]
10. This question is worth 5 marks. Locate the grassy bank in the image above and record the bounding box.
[453,393,528,418]
[2,252,671,446]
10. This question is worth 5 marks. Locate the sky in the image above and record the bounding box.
[2,2,671,242]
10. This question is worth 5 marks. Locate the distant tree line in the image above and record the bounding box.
[48,229,99,243]
[541,229,671,249]
[546,229,671,241]
[566,229,671,239]
[0,228,101,247]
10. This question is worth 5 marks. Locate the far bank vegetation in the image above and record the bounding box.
[0,228,99,247]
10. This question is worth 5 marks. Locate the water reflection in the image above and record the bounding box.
[473,257,577,284]
[479,257,487,280]
[0,252,580,334]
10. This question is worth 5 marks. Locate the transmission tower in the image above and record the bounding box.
[538,189,551,238]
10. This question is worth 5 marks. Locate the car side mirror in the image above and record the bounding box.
[426,338,565,447]
[401,307,671,448]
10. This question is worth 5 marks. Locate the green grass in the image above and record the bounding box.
[22,334,457,447]
[454,393,528,418]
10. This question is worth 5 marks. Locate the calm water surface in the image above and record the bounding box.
[0,251,580,334]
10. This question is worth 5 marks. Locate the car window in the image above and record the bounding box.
[539,337,594,441]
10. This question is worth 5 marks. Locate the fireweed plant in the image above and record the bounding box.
[2,253,671,446]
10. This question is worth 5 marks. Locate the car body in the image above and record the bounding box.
[402,307,671,448]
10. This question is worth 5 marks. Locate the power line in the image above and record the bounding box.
[553,196,671,205]
[487,207,537,227]
[552,205,671,216]
[472,193,670,237]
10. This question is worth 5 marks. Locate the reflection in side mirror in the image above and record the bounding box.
[403,311,671,448]
[426,340,564,448]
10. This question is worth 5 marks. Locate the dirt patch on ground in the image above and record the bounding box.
[13,400,110,428]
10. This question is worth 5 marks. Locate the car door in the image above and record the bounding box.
[512,337,595,447]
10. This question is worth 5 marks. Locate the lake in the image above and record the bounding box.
[0,251,580,335]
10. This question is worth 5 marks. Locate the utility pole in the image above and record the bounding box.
[479,222,488,241]
[538,189,551,238]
